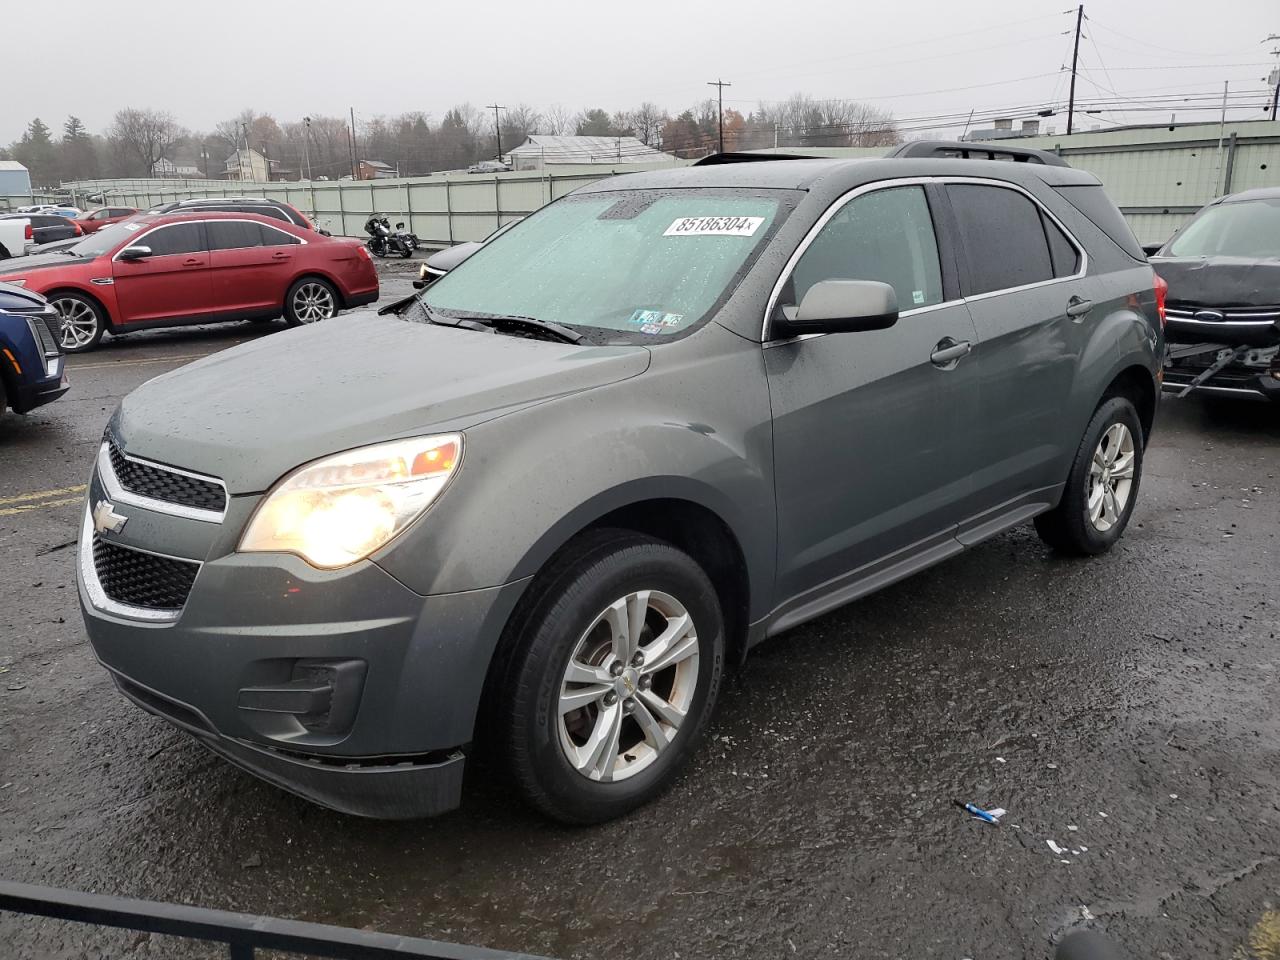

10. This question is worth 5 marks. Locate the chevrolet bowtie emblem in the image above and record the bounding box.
[92,500,128,536]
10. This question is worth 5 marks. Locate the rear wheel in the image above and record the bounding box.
[51,292,106,353]
[1035,396,1144,555]
[284,278,338,327]
[501,533,725,824]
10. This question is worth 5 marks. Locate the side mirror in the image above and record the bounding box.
[118,245,152,261]
[774,279,899,338]
[395,222,405,229]
[1142,242,1165,257]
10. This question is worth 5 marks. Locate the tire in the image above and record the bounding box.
[0,243,11,260]
[283,277,339,327]
[399,243,414,259]
[500,531,725,824]
[1035,395,1144,555]
[369,239,387,258]
[50,291,106,353]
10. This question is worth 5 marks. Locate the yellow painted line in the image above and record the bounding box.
[68,353,213,371]
[0,484,87,507]
[0,496,83,517]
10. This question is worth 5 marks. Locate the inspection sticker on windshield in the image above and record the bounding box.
[664,216,765,238]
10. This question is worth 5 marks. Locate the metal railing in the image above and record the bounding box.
[0,880,553,960]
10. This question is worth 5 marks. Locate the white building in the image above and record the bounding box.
[507,135,673,171]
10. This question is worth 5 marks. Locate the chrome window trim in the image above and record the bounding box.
[77,508,197,623]
[110,217,308,262]
[98,441,227,524]
[761,175,1089,341]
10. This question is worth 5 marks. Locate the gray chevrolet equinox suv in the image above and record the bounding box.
[79,147,1163,823]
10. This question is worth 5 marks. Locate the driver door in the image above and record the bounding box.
[764,183,982,608]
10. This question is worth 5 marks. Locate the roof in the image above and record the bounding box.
[574,155,1099,197]
[0,160,29,173]
[508,135,671,164]
[1221,186,1280,204]
[363,160,393,169]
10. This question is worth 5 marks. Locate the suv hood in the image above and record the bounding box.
[1153,255,1280,308]
[113,311,650,494]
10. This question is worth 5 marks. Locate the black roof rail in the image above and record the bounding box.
[693,152,818,165]
[886,140,1069,167]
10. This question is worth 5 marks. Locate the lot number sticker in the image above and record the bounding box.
[664,216,764,237]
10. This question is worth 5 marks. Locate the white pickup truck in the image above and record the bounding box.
[0,217,30,260]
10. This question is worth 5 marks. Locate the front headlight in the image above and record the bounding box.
[239,434,461,569]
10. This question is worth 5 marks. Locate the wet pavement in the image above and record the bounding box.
[1,285,1278,959]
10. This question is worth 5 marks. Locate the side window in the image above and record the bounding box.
[1042,214,1081,278]
[260,224,302,246]
[207,220,263,251]
[140,222,205,257]
[787,185,944,313]
[260,207,291,224]
[946,184,1053,295]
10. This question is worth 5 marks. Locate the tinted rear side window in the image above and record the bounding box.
[1043,214,1081,278]
[1054,184,1144,261]
[141,222,205,256]
[947,184,1052,295]
[260,224,302,246]
[207,220,263,250]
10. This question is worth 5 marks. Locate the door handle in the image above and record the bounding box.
[1066,296,1093,319]
[930,338,972,367]
[182,257,203,266]
[271,251,292,260]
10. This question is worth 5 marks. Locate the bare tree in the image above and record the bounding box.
[541,104,575,136]
[755,94,898,148]
[108,108,186,176]
[627,102,669,146]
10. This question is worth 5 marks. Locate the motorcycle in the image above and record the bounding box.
[363,215,417,259]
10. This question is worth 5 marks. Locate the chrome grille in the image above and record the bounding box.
[105,434,228,513]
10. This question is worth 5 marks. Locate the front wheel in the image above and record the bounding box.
[1035,396,1145,555]
[283,278,338,327]
[500,533,725,824]
[368,239,387,258]
[51,292,106,353]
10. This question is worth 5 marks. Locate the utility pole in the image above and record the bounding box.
[1265,36,1280,120]
[240,122,250,181]
[349,107,358,179]
[303,116,313,181]
[1066,5,1084,136]
[486,104,506,161]
[707,78,731,152]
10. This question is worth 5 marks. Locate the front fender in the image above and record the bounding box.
[375,327,777,618]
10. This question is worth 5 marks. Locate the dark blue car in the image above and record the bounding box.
[0,281,68,419]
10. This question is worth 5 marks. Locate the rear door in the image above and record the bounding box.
[207,220,302,315]
[765,182,983,605]
[111,221,214,324]
[944,180,1088,520]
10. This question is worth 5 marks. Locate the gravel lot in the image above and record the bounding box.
[1,267,1278,959]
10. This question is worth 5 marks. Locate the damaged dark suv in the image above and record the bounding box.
[78,146,1164,823]
[1153,187,1280,400]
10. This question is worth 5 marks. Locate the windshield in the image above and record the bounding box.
[422,188,790,341]
[69,219,146,257]
[1166,198,1280,259]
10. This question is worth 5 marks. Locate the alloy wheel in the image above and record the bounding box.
[54,297,98,350]
[1087,421,1136,532]
[557,590,700,783]
[292,283,335,323]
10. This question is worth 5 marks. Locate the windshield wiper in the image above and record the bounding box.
[422,305,582,344]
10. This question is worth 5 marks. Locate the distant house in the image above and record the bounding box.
[223,148,272,182]
[0,160,32,202]
[152,158,201,177]
[357,160,397,180]
[507,135,673,170]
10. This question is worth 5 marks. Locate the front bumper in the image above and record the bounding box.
[9,369,68,413]
[77,454,529,817]
[1163,342,1280,401]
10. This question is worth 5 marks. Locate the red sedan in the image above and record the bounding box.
[75,206,139,234]
[0,211,379,352]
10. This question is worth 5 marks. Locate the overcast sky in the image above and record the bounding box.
[4,0,1277,144]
